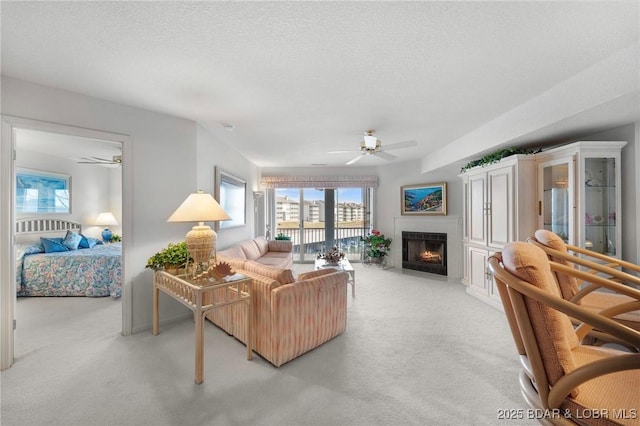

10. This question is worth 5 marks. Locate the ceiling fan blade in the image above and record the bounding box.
[328,150,361,154]
[382,140,417,151]
[375,151,397,161]
[91,156,113,162]
[346,154,365,165]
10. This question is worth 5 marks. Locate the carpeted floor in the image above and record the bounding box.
[1,264,536,426]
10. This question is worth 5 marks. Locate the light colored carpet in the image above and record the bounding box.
[1,264,535,426]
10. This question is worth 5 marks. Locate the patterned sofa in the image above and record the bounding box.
[208,237,349,367]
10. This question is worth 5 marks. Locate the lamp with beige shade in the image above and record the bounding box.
[167,190,231,277]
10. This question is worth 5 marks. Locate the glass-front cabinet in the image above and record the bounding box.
[536,141,626,258]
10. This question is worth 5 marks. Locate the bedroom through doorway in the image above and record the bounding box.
[13,127,124,360]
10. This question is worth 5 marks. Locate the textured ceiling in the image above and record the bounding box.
[2,1,639,168]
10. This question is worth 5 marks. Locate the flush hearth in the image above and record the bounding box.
[402,231,447,275]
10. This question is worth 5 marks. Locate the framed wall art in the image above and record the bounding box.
[401,182,447,216]
[16,168,71,214]
[215,167,246,230]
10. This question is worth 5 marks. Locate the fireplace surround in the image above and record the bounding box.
[402,231,447,275]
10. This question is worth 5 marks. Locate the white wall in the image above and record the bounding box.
[1,77,199,333]
[196,124,258,248]
[375,160,464,278]
[16,148,118,240]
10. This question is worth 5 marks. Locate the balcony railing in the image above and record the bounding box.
[275,226,367,262]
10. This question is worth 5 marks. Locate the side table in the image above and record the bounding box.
[314,258,356,297]
[153,270,253,384]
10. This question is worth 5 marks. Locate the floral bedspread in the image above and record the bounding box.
[16,243,122,297]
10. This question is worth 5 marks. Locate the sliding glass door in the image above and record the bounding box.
[275,187,371,262]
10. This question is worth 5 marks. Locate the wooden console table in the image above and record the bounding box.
[153,270,253,384]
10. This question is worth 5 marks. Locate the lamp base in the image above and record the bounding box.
[186,225,216,277]
[101,228,113,243]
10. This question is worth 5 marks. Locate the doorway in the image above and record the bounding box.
[1,116,131,370]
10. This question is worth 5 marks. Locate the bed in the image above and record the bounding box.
[15,218,122,298]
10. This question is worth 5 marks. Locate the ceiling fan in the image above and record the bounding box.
[329,130,417,165]
[78,155,122,165]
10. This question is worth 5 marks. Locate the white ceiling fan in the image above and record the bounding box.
[329,130,417,165]
[78,155,122,165]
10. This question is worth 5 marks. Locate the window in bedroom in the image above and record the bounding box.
[16,168,71,214]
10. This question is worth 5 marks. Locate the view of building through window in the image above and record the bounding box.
[275,188,370,261]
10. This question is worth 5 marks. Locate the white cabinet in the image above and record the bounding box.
[460,155,537,309]
[536,141,626,258]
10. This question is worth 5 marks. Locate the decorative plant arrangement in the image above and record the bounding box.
[109,234,122,243]
[275,232,291,241]
[361,230,392,258]
[145,241,192,273]
[317,246,345,265]
[460,147,541,173]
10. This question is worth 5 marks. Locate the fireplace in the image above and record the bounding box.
[402,231,447,275]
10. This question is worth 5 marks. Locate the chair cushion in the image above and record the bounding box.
[502,242,580,395]
[240,240,262,261]
[534,229,580,302]
[582,291,640,329]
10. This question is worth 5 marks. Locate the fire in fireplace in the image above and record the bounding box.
[402,231,447,275]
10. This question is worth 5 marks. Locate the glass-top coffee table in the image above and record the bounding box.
[314,258,356,297]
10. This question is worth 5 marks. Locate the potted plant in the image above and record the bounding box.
[361,230,391,268]
[145,241,192,274]
[275,232,291,241]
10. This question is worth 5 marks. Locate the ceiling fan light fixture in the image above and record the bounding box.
[363,134,377,149]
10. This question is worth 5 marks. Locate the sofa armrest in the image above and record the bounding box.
[268,240,293,253]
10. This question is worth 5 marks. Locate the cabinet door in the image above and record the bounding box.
[582,156,619,256]
[487,166,513,247]
[468,174,487,245]
[469,246,489,294]
[538,157,573,244]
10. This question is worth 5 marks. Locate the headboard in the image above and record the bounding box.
[16,218,82,242]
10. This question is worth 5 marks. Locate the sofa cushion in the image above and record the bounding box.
[243,260,295,284]
[218,246,247,260]
[254,236,269,257]
[240,240,262,261]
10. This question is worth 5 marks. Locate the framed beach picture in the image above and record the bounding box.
[214,167,246,230]
[401,182,447,216]
[16,168,71,214]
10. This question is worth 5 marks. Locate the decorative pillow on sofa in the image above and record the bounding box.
[243,260,295,284]
[62,230,83,250]
[41,237,69,253]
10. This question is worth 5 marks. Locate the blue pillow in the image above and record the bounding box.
[62,230,82,250]
[41,237,69,253]
[78,234,101,249]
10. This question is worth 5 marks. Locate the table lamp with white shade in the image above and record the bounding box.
[167,190,231,276]
[96,212,118,242]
